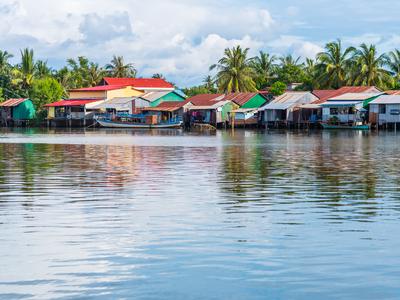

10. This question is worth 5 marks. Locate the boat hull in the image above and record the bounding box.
[321,123,370,130]
[97,120,183,129]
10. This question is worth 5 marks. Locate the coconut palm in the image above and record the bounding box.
[316,39,356,89]
[105,55,136,78]
[11,48,36,89]
[35,60,52,78]
[353,43,392,88]
[250,51,276,89]
[387,49,400,86]
[203,75,216,93]
[0,50,13,74]
[87,63,105,87]
[152,73,166,80]
[279,54,302,68]
[210,46,257,93]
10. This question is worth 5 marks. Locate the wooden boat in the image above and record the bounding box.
[97,119,183,129]
[321,123,370,130]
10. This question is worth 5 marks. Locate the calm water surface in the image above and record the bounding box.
[0,128,400,299]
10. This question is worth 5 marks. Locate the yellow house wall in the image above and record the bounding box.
[69,91,106,99]
[48,107,55,119]
[106,87,143,99]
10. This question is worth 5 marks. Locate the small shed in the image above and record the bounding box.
[0,98,36,126]
[369,95,400,125]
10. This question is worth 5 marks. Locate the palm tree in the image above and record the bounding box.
[250,51,276,89]
[354,43,392,88]
[387,49,400,87]
[210,46,257,93]
[0,50,13,74]
[105,55,136,78]
[35,60,52,78]
[12,48,35,89]
[316,39,356,89]
[87,63,105,87]
[279,54,302,68]
[203,75,216,92]
[152,73,166,80]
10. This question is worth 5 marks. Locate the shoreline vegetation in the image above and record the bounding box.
[0,39,400,124]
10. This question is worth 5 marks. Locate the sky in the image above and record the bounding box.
[1,0,400,87]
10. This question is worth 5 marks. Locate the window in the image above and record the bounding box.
[348,107,355,115]
[330,108,338,115]
[379,104,386,114]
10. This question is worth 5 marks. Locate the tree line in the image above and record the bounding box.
[184,39,400,96]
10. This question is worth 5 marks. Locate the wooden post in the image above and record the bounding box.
[83,106,86,127]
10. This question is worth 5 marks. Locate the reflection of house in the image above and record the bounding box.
[369,95,400,126]
[321,93,382,123]
[0,98,36,126]
[187,94,238,127]
[259,92,318,125]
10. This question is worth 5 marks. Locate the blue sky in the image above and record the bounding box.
[1,0,399,87]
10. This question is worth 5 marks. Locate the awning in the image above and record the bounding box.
[300,104,321,109]
[261,102,294,110]
[320,101,363,107]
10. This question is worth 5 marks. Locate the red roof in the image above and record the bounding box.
[70,85,127,92]
[385,90,400,95]
[186,94,225,106]
[154,99,191,108]
[0,98,28,107]
[223,93,259,106]
[103,77,174,89]
[312,86,381,104]
[45,99,102,107]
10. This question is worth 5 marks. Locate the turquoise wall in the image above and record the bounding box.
[150,92,186,107]
[241,94,267,109]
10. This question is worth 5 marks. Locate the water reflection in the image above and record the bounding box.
[0,129,400,299]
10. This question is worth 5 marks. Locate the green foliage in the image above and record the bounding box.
[105,55,136,78]
[182,85,210,97]
[269,81,286,96]
[250,51,276,89]
[210,46,257,93]
[30,77,64,110]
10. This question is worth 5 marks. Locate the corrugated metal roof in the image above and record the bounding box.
[224,93,258,106]
[260,92,317,111]
[329,92,382,101]
[370,95,400,104]
[0,98,28,107]
[70,85,127,92]
[91,97,134,110]
[103,77,174,89]
[320,101,364,107]
[139,91,171,102]
[45,99,103,107]
[312,86,381,104]
[385,90,400,95]
[187,94,225,106]
[188,100,230,110]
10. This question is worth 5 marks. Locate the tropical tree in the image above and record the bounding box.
[316,39,356,89]
[250,51,276,89]
[35,60,52,78]
[387,49,400,87]
[30,77,64,110]
[87,63,104,87]
[13,48,36,89]
[0,50,13,74]
[276,54,305,84]
[152,73,166,80]
[105,55,136,78]
[269,81,286,96]
[353,43,392,89]
[210,46,257,93]
[203,75,216,93]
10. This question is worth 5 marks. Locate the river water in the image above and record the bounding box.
[0,128,399,299]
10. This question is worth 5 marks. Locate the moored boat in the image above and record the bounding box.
[95,114,183,129]
[321,123,370,130]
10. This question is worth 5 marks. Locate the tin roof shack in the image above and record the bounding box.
[91,97,135,115]
[138,91,186,107]
[0,98,36,126]
[141,100,192,126]
[187,94,239,128]
[259,92,318,126]
[369,95,400,126]
[321,93,382,124]
[45,99,103,127]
